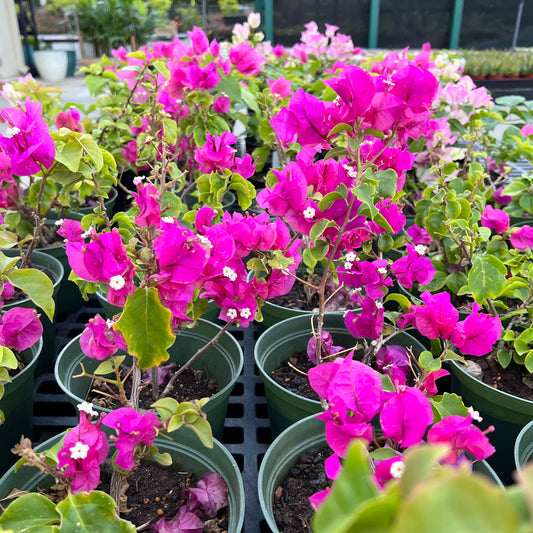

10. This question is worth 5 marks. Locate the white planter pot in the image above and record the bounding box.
[33,50,68,83]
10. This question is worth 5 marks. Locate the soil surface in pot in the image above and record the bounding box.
[99,461,229,531]
[88,366,219,410]
[270,351,320,401]
[26,460,228,531]
[464,355,533,401]
[272,447,330,533]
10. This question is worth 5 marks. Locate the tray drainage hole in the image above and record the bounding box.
[257,453,265,470]
[255,382,265,396]
[226,403,244,418]
[231,382,244,396]
[255,403,268,418]
[222,426,244,444]
[256,427,271,444]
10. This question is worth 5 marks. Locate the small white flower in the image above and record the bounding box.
[106,318,114,328]
[223,266,238,282]
[303,206,316,220]
[227,308,238,320]
[239,307,252,319]
[162,216,174,223]
[342,164,358,178]
[55,219,64,227]
[109,275,125,290]
[70,441,90,460]
[377,267,388,275]
[346,251,357,262]
[4,126,20,138]
[414,244,428,255]
[198,235,213,248]
[77,401,98,416]
[390,461,405,479]
[81,230,91,239]
[334,96,342,107]
[468,406,483,423]
[344,261,353,270]
[132,176,144,186]
[247,12,261,28]
[375,301,384,309]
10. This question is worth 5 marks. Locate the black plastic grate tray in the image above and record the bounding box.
[33,295,271,532]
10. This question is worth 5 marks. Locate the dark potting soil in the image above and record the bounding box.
[88,367,219,411]
[272,447,331,533]
[270,282,320,311]
[98,461,229,531]
[269,351,320,402]
[467,356,533,401]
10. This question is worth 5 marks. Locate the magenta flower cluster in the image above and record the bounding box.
[57,405,159,493]
[308,353,495,505]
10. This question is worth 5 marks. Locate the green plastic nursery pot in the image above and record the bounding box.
[0,430,245,532]
[0,338,43,475]
[35,224,83,315]
[55,319,243,440]
[450,360,533,484]
[259,299,345,333]
[514,419,533,471]
[258,414,502,533]
[254,313,426,437]
[46,187,118,221]
[3,250,63,376]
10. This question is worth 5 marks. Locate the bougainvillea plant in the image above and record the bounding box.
[9,399,226,531]
[307,352,495,508]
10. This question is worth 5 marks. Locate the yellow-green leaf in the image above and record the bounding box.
[7,268,55,321]
[114,287,175,370]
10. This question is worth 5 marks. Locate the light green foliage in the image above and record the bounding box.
[152,397,213,448]
[0,491,136,532]
[313,441,533,533]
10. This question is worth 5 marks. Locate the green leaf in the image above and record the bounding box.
[313,441,379,533]
[163,118,178,145]
[54,139,83,172]
[369,448,402,461]
[57,491,136,532]
[84,75,108,95]
[318,191,345,211]
[114,287,175,370]
[497,349,513,369]
[399,444,449,497]
[0,493,60,531]
[394,459,518,533]
[524,350,533,373]
[0,346,17,369]
[418,351,441,372]
[309,219,330,241]
[468,255,507,303]
[385,293,412,311]
[187,416,213,448]
[78,135,103,170]
[430,393,468,422]
[152,451,172,466]
[7,268,55,321]
[152,397,180,420]
[310,240,330,261]
[153,60,170,79]
[216,76,242,101]
[376,169,398,199]
[445,272,468,295]
[328,122,353,137]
